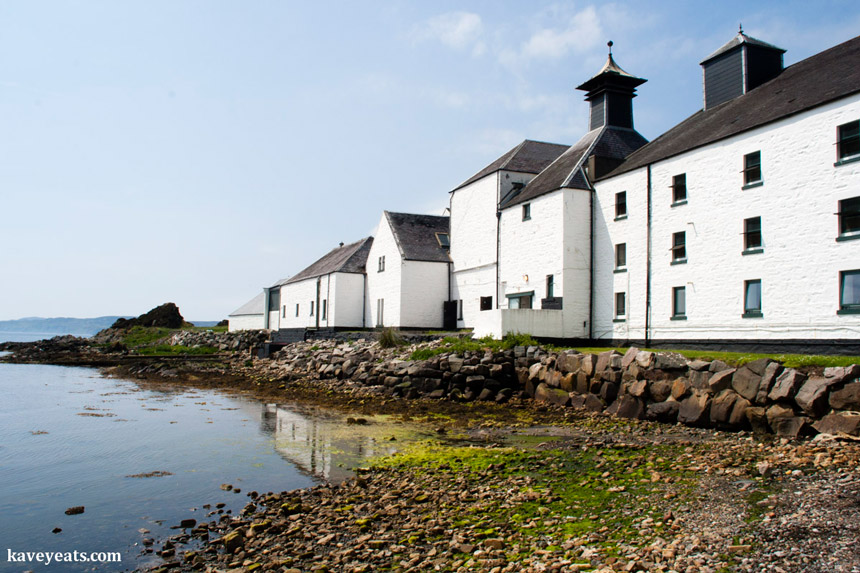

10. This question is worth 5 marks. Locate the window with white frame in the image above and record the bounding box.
[614,292,626,319]
[378,255,385,272]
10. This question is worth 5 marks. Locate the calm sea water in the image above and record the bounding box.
[0,332,425,571]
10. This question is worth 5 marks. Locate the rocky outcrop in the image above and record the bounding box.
[109,302,185,330]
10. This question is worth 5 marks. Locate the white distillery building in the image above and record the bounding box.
[476,31,860,352]
[227,291,265,332]
[267,237,374,336]
[365,211,451,329]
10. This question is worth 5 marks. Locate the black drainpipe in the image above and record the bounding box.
[361,273,367,328]
[645,164,653,347]
[495,212,501,309]
[589,184,594,341]
[315,277,321,330]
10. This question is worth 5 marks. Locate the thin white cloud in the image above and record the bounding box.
[521,6,602,60]
[413,11,486,56]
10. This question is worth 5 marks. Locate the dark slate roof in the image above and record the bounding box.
[275,237,374,286]
[605,34,860,179]
[452,139,569,192]
[701,30,785,64]
[504,127,648,207]
[576,53,647,92]
[229,292,265,317]
[385,211,451,263]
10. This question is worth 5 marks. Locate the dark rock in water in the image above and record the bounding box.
[52,528,62,534]
[110,303,185,330]
[180,519,197,528]
[65,506,85,515]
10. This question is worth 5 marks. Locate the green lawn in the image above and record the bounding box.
[570,346,859,369]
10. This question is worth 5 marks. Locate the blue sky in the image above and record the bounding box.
[1,1,858,321]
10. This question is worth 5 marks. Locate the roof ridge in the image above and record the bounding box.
[561,126,605,188]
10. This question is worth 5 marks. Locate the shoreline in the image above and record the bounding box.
[4,337,860,571]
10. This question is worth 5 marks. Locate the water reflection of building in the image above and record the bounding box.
[261,403,393,482]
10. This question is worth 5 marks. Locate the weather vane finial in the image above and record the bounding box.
[607,40,613,55]
[739,23,744,34]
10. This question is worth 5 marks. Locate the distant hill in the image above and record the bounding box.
[0,316,130,337]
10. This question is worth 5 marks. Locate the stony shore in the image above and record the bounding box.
[3,331,860,572]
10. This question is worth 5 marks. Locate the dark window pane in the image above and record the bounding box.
[673,174,687,203]
[672,232,686,260]
[745,217,762,249]
[839,121,860,160]
[616,192,627,217]
[840,197,860,235]
[744,151,761,184]
[842,271,860,308]
[616,243,626,268]
[615,292,626,316]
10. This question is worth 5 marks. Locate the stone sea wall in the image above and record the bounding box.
[133,329,860,438]
[254,338,860,438]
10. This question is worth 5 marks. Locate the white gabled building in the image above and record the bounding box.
[366,211,451,329]
[591,31,860,353]
[477,30,860,352]
[227,292,265,332]
[268,237,373,336]
[449,140,568,335]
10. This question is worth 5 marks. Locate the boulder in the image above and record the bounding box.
[534,383,570,407]
[599,381,619,404]
[756,362,784,404]
[670,377,692,400]
[558,352,582,374]
[745,407,770,434]
[709,360,732,373]
[768,369,807,402]
[795,377,840,417]
[560,372,576,392]
[655,352,687,370]
[627,379,648,398]
[635,351,655,369]
[830,382,860,411]
[728,396,752,427]
[678,391,711,426]
[569,394,587,409]
[744,358,774,376]
[649,379,673,403]
[689,368,713,390]
[813,411,860,436]
[447,356,464,373]
[710,390,741,425]
[707,369,736,394]
[823,365,860,384]
[528,363,543,381]
[595,351,616,375]
[687,359,711,371]
[767,404,810,438]
[584,393,605,412]
[621,347,640,369]
[581,354,597,376]
[731,366,762,401]
[646,400,680,423]
[613,395,645,420]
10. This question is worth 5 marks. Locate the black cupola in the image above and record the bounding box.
[700,26,785,110]
[576,41,647,131]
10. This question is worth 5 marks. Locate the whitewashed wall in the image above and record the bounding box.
[451,265,497,330]
[594,93,860,341]
[365,214,402,327]
[593,169,648,341]
[278,276,329,329]
[331,273,366,328]
[400,260,448,328]
[561,189,593,338]
[228,314,264,332]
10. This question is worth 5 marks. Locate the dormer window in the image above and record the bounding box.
[837,120,860,164]
[435,232,450,248]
